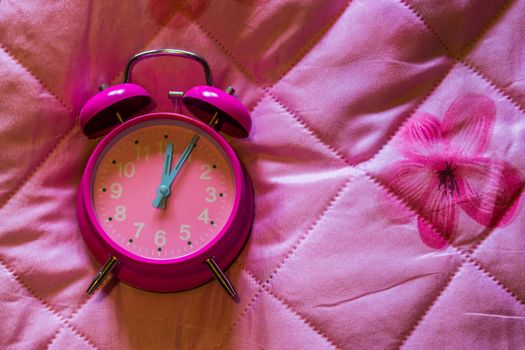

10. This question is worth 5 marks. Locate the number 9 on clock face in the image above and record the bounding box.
[91,118,236,260]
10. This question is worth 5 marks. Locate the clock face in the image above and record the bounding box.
[91,118,236,260]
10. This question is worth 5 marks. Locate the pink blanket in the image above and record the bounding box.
[1,1,524,349]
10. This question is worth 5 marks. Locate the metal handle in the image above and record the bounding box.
[123,49,214,86]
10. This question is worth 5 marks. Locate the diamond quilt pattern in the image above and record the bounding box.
[0,1,524,349]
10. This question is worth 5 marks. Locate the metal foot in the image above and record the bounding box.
[205,257,237,299]
[86,256,118,295]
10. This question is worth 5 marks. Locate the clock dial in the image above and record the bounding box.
[91,119,236,260]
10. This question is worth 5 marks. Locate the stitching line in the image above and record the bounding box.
[186,10,366,344]
[227,288,263,334]
[0,44,73,113]
[188,17,257,83]
[227,176,353,341]
[0,42,80,212]
[186,0,354,87]
[360,169,524,259]
[398,0,525,113]
[180,13,268,112]
[186,2,361,169]
[362,0,518,169]
[467,258,525,307]
[0,259,98,350]
[397,258,467,349]
[361,170,525,348]
[398,255,525,350]
[266,89,350,166]
[356,62,457,169]
[240,263,342,350]
[396,0,525,113]
[460,60,525,115]
[363,169,525,298]
[45,293,96,350]
[0,0,185,214]
[44,327,63,350]
[270,0,354,85]
[187,18,356,347]
[264,88,352,167]
[263,176,353,282]
[0,125,80,210]
[186,1,352,115]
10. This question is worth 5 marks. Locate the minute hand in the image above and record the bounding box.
[167,135,200,184]
[153,134,200,209]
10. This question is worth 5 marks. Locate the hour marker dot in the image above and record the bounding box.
[128,239,133,243]
[134,140,139,144]
[187,241,192,245]
[212,164,217,169]
[112,160,116,164]
[157,247,162,252]
[164,134,168,139]
[102,188,106,192]
[219,193,224,197]
[108,217,113,221]
[210,221,215,225]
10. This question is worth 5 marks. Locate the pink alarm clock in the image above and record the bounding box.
[77,49,254,299]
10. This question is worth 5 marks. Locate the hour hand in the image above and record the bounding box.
[152,143,173,209]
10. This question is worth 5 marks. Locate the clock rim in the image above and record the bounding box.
[79,112,245,267]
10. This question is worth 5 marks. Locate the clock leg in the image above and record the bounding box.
[86,256,119,295]
[205,257,237,299]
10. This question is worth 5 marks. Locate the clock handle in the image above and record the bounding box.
[86,256,119,295]
[123,49,214,86]
[205,257,237,299]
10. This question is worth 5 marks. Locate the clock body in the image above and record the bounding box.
[77,112,254,292]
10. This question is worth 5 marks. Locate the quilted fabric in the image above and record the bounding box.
[1,0,524,349]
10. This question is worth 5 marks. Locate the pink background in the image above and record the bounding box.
[0,0,524,349]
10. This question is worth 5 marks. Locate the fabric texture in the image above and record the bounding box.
[0,1,524,349]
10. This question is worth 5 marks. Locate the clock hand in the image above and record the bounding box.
[166,135,199,184]
[152,143,174,209]
[152,136,199,209]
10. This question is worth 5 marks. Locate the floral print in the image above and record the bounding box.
[384,94,522,249]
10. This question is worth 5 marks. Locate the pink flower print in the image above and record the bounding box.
[383,94,522,249]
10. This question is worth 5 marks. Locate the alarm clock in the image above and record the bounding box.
[77,49,254,299]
